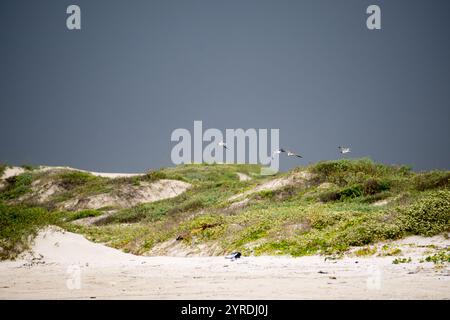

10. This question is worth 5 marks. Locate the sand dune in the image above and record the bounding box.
[2,165,191,212]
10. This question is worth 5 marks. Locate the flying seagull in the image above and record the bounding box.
[338,146,351,154]
[285,150,303,158]
[218,141,228,150]
[272,148,303,159]
[225,252,242,261]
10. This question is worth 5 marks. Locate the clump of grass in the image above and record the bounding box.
[307,206,351,230]
[354,246,377,256]
[65,209,102,222]
[318,190,341,202]
[145,170,167,181]
[254,190,276,200]
[0,173,33,200]
[107,200,173,224]
[0,203,58,260]
[58,171,96,189]
[339,185,364,199]
[413,171,450,191]
[177,214,225,243]
[0,164,7,177]
[50,171,113,201]
[420,249,450,264]
[310,158,409,187]
[400,190,450,236]
[363,179,390,195]
[232,222,272,248]
[393,257,412,264]
[160,163,262,184]
[333,218,404,248]
[319,179,390,203]
[379,244,402,256]
[21,164,38,171]
[171,198,205,214]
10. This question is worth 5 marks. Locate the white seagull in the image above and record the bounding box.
[272,148,303,159]
[338,146,351,154]
[285,149,303,158]
[218,141,228,150]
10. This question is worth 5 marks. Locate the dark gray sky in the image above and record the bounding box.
[1,0,449,172]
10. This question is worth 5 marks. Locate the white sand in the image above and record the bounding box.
[0,227,448,300]
[229,171,314,201]
[0,165,144,180]
[1,166,26,180]
[38,166,145,178]
[236,173,251,181]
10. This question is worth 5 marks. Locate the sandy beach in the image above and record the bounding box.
[0,227,448,300]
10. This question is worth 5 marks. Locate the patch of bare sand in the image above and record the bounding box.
[2,165,144,181]
[236,172,251,181]
[229,170,316,202]
[147,239,224,257]
[0,228,448,299]
[1,166,26,180]
[38,166,145,178]
[58,179,191,211]
[0,166,26,189]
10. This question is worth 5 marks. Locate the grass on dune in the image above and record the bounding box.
[0,164,6,177]
[0,172,34,201]
[103,164,267,224]
[0,160,449,259]
[0,203,58,260]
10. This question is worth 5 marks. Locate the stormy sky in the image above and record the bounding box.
[1,0,449,172]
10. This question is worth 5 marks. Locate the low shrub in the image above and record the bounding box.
[421,249,450,264]
[0,164,7,177]
[393,257,412,264]
[334,219,404,247]
[0,204,57,260]
[21,164,38,171]
[413,171,450,191]
[363,179,390,195]
[58,171,95,189]
[400,190,450,236]
[145,170,167,181]
[0,173,33,200]
[310,158,394,186]
[169,198,204,214]
[66,209,102,222]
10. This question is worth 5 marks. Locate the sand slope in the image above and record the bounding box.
[2,166,191,212]
[0,227,448,300]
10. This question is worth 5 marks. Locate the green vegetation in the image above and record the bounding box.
[0,172,33,200]
[379,245,402,256]
[104,164,265,224]
[0,203,58,259]
[392,257,412,264]
[0,164,6,177]
[400,190,450,236]
[354,246,377,256]
[421,248,450,264]
[413,171,450,191]
[21,164,38,171]
[0,159,449,259]
[64,209,103,222]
